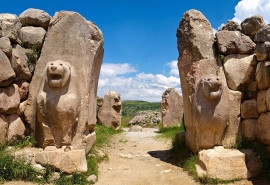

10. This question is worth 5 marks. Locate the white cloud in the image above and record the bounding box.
[100,63,137,77]
[97,62,181,102]
[166,60,179,76]
[233,0,270,24]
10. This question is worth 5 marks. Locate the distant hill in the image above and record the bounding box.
[121,100,160,117]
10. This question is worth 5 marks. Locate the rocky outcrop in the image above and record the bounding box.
[98,90,122,128]
[161,88,183,127]
[128,110,161,126]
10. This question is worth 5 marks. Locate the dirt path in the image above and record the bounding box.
[95,128,198,185]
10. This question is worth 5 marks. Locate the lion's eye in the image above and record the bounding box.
[60,63,63,66]
[50,63,53,65]
[207,78,211,81]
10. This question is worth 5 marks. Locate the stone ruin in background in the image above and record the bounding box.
[97,90,122,129]
[161,88,184,128]
[176,9,269,180]
[0,8,104,173]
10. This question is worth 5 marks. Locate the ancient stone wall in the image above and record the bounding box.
[0,8,103,173]
[177,10,270,153]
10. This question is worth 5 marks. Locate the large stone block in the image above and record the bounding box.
[98,90,121,128]
[256,61,270,90]
[254,25,270,42]
[0,49,15,87]
[241,15,264,38]
[256,112,270,145]
[0,37,12,57]
[0,84,20,114]
[35,147,87,174]
[241,119,257,141]
[7,114,25,144]
[0,114,8,144]
[11,44,31,81]
[0,13,21,43]
[19,8,51,30]
[257,90,267,113]
[20,26,46,49]
[216,30,256,54]
[241,99,258,119]
[255,42,270,61]
[196,146,262,180]
[161,88,183,127]
[25,11,103,152]
[223,54,257,91]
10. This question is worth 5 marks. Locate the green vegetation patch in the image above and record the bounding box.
[121,100,160,116]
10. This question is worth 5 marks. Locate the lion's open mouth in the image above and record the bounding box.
[48,73,64,87]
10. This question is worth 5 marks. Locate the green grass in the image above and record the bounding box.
[158,124,185,140]
[0,146,44,184]
[0,124,122,184]
[121,100,160,116]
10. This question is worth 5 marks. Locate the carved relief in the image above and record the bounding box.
[37,60,81,148]
[193,74,229,149]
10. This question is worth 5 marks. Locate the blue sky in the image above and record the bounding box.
[1,0,270,101]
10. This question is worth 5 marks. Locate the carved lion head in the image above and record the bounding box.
[45,60,71,88]
[201,74,223,101]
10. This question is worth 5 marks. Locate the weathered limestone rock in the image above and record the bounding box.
[25,11,103,152]
[161,88,183,127]
[219,20,241,31]
[256,112,270,145]
[35,147,87,174]
[254,25,270,42]
[241,99,258,119]
[7,114,25,144]
[222,90,242,148]
[0,49,15,87]
[19,8,51,30]
[196,146,262,180]
[241,119,257,141]
[11,44,31,81]
[265,88,270,111]
[15,80,29,101]
[255,42,270,61]
[216,30,256,54]
[177,10,241,152]
[0,114,8,144]
[0,13,21,43]
[241,15,264,38]
[223,54,257,91]
[0,84,20,114]
[257,90,267,113]
[128,110,161,126]
[0,37,12,57]
[97,90,122,128]
[256,61,270,90]
[20,26,46,49]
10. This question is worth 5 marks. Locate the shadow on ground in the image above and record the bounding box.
[148,149,180,166]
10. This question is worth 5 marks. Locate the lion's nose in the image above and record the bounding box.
[50,66,57,71]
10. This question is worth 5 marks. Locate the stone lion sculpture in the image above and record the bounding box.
[193,74,229,150]
[37,60,81,148]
